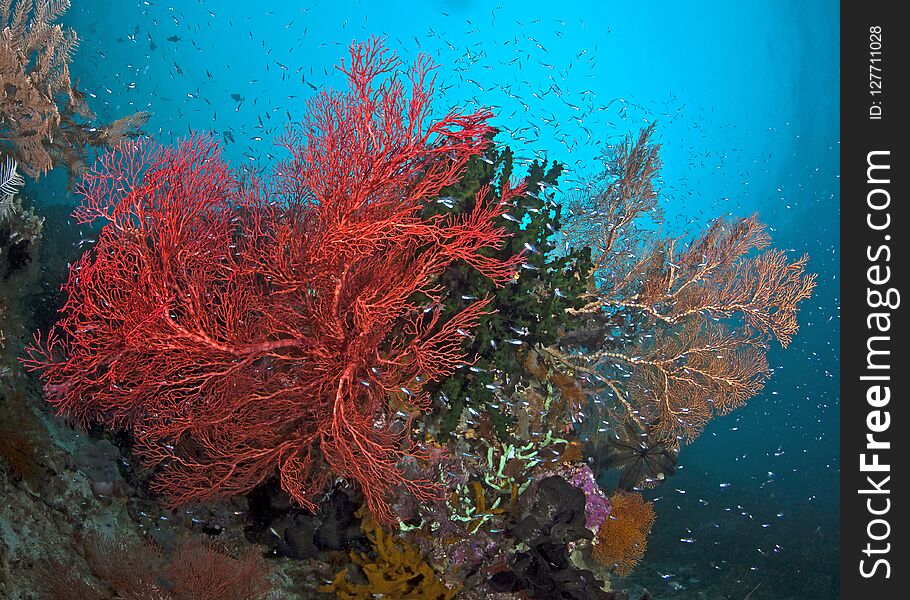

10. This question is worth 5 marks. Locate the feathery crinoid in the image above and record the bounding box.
[595,420,678,491]
[1,153,25,202]
[1,0,149,182]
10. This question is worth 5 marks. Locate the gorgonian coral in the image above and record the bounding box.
[593,491,655,577]
[1,0,149,183]
[547,125,816,446]
[24,39,523,523]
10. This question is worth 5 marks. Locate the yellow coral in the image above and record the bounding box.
[320,521,457,600]
[593,491,655,577]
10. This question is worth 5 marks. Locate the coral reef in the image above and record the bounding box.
[1,0,149,183]
[3,31,817,600]
[427,145,594,440]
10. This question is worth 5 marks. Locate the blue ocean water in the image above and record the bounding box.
[38,1,839,598]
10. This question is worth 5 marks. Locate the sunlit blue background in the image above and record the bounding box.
[49,1,840,597]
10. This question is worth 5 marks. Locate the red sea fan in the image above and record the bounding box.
[23,39,523,523]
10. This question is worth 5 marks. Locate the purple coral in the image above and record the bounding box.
[544,464,611,531]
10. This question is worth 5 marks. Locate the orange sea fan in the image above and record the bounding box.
[593,490,656,577]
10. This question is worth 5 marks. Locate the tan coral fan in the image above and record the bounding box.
[593,490,655,577]
[1,0,149,181]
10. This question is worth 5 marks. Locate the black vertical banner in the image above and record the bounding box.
[841,1,907,597]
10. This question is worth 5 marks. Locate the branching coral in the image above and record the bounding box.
[1,0,149,182]
[445,439,556,532]
[593,491,655,577]
[593,215,816,347]
[562,122,663,274]
[548,126,816,446]
[601,320,770,442]
[33,532,276,600]
[23,39,522,523]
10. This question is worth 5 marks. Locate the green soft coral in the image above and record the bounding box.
[426,135,594,441]
[321,522,458,600]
